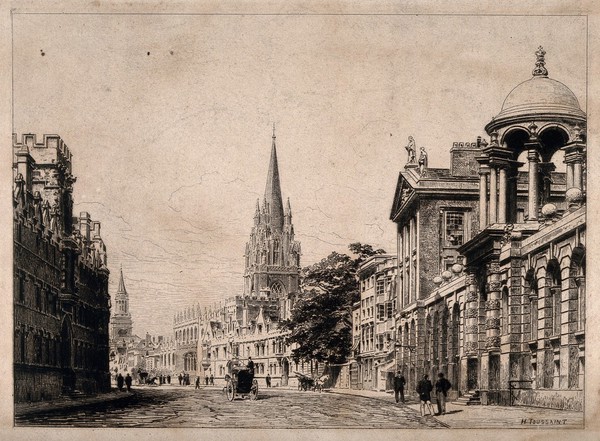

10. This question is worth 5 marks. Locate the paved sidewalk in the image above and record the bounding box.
[15,389,135,417]
[327,388,584,429]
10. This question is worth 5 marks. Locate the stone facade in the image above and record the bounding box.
[354,255,397,391]
[387,48,586,410]
[13,133,111,402]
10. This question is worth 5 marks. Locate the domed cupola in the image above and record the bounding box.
[486,46,586,134]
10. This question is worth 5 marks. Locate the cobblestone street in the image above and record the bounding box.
[15,386,444,428]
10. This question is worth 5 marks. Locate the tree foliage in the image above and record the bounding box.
[282,243,386,365]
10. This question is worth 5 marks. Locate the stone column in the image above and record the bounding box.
[489,167,498,224]
[479,170,489,229]
[498,167,507,224]
[464,273,479,356]
[565,163,574,189]
[485,262,502,351]
[573,161,582,191]
[527,150,539,220]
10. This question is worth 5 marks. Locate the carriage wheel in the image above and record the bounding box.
[225,380,235,401]
[249,380,258,401]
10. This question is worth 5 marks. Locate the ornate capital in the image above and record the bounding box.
[465,341,479,353]
[485,336,501,349]
[487,281,502,292]
[466,291,478,303]
[466,274,477,285]
[465,324,479,334]
[487,262,501,275]
[485,317,501,330]
[466,308,479,319]
[485,299,501,310]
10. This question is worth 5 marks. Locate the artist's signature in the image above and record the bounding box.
[521,418,568,425]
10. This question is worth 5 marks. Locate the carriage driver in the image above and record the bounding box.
[246,357,255,375]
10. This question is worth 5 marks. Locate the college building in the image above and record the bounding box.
[13,134,111,402]
[350,47,586,411]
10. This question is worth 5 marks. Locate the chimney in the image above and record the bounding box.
[450,140,481,177]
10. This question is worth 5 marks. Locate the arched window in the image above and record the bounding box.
[271,282,284,298]
[501,286,510,335]
[525,269,538,342]
[547,260,562,336]
[570,247,585,332]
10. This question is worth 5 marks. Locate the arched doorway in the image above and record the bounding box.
[61,318,75,392]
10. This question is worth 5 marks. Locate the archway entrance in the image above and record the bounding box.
[61,318,75,392]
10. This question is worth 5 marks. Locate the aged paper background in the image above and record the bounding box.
[1,0,599,440]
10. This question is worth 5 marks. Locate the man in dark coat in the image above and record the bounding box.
[247,357,255,375]
[266,373,272,388]
[125,373,132,392]
[117,373,124,391]
[416,374,435,416]
[435,372,452,415]
[393,372,406,403]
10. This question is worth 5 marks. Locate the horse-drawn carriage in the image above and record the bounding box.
[295,372,328,392]
[224,362,258,401]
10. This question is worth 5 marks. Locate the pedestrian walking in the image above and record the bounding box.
[435,372,452,415]
[205,375,209,385]
[125,373,132,392]
[416,374,435,416]
[393,372,406,403]
[117,373,124,392]
[195,376,200,389]
[210,374,214,385]
[178,373,183,385]
[266,373,272,388]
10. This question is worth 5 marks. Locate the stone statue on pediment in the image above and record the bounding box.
[405,136,416,164]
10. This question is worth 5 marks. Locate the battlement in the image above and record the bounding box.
[13,133,73,171]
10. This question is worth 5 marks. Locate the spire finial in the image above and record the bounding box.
[532,46,548,77]
[272,123,276,140]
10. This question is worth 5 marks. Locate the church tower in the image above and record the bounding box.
[109,267,133,340]
[243,127,301,304]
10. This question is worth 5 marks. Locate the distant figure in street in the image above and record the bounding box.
[210,374,214,385]
[117,373,124,392]
[416,374,435,416]
[195,376,200,389]
[178,373,183,385]
[167,375,171,384]
[393,372,406,403]
[266,373,272,387]
[125,373,132,392]
[435,373,452,415]
[247,357,255,375]
[205,375,209,385]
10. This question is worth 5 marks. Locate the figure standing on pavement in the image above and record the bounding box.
[195,376,200,389]
[210,374,214,385]
[435,372,452,415]
[178,373,183,385]
[266,373,272,387]
[125,373,132,392]
[416,374,435,416]
[393,372,406,403]
[117,373,124,392]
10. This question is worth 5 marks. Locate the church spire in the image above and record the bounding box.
[117,265,127,295]
[264,125,284,231]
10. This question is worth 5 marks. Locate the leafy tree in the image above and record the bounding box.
[282,243,386,365]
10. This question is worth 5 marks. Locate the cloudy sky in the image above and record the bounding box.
[12,13,586,336]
